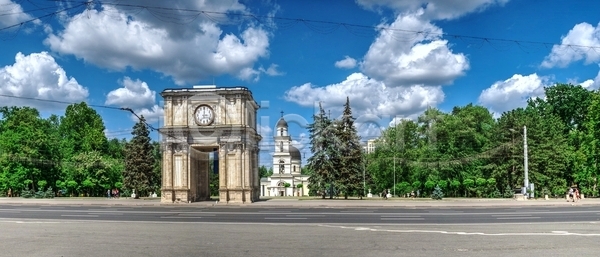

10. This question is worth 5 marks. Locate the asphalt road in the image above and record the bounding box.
[2,220,600,257]
[0,204,598,224]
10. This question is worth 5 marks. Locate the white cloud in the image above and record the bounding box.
[580,70,600,90]
[0,52,88,109]
[45,3,270,85]
[258,123,273,137]
[356,0,509,20]
[360,11,469,87]
[135,105,164,124]
[335,56,358,69]
[285,72,444,136]
[542,22,600,68]
[0,0,36,28]
[292,133,310,153]
[105,77,155,109]
[105,77,162,123]
[260,64,285,76]
[478,73,549,116]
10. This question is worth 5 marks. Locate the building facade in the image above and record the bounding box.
[260,115,310,197]
[159,85,261,203]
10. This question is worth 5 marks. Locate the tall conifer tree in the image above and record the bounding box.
[335,97,364,199]
[307,103,340,198]
[123,116,155,198]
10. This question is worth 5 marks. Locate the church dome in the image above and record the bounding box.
[289,145,301,161]
[276,117,288,128]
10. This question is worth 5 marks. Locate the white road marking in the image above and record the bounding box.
[285,214,325,217]
[178,213,216,217]
[381,218,425,221]
[160,216,202,219]
[87,212,123,215]
[492,213,531,217]
[0,210,21,213]
[496,217,540,220]
[319,224,600,236]
[264,217,307,220]
[380,215,422,218]
[60,214,99,217]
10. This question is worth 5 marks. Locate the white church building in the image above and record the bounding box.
[260,115,310,197]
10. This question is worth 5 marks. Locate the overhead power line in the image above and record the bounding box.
[2,0,593,52]
[0,93,122,110]
[0,93,157,129]
[0,1,87,32]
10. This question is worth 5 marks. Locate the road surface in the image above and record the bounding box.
[0,204,597,224]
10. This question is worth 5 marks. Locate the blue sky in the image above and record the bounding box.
[1,0,600,167]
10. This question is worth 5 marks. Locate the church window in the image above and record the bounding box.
[279,159,285,174]
[279,141,283,152]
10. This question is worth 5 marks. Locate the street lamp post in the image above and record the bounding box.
[523,126,529,197]
[393,156,396,197]
[363,153,366,197]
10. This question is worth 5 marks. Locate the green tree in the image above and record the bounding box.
[259,165,273,178]
[307,103,339,199]
[0,107,60,193]
[123,116,155,198]
[335,97,364,199]
[59,102,109,158]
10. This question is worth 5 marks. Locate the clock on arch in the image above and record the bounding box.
[194,104,214,126]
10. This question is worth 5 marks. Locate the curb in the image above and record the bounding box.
[1,198,598,208]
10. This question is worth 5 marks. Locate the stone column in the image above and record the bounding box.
[218,142,229,203]
[172,143,189,202]
[160,143,174,203]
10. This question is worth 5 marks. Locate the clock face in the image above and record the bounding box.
[194,105,214,126]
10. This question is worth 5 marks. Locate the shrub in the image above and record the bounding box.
[490,188,502,198]
[44,187,55,198]
[503,184,514,198]
[431,185,444,200]
[21,190,34,198]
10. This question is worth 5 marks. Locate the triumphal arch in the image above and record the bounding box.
[159,86,261,203]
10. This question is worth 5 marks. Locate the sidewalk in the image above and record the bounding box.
[0,196,598,208]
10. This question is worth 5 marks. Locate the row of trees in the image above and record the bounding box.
[0,103,159,198]
[301,83,600,199]
[367,83,600,198]
[4,83,598,200]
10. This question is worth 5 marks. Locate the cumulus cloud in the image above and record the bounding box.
[0,0,36,28]
[105,77,155,109]
[45,3,270,85]
[478,73,549,116]
[260,64,285,76]
[360,11,469,87]
[356,0,509,20]
[580,70,600,90]
[135,105,164,124]
[285,72,444,138]
[541,22,600,68]
[105,77,162,123]
[292,133,310,153]
[335,56,358,69]
[0,52,88,110]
